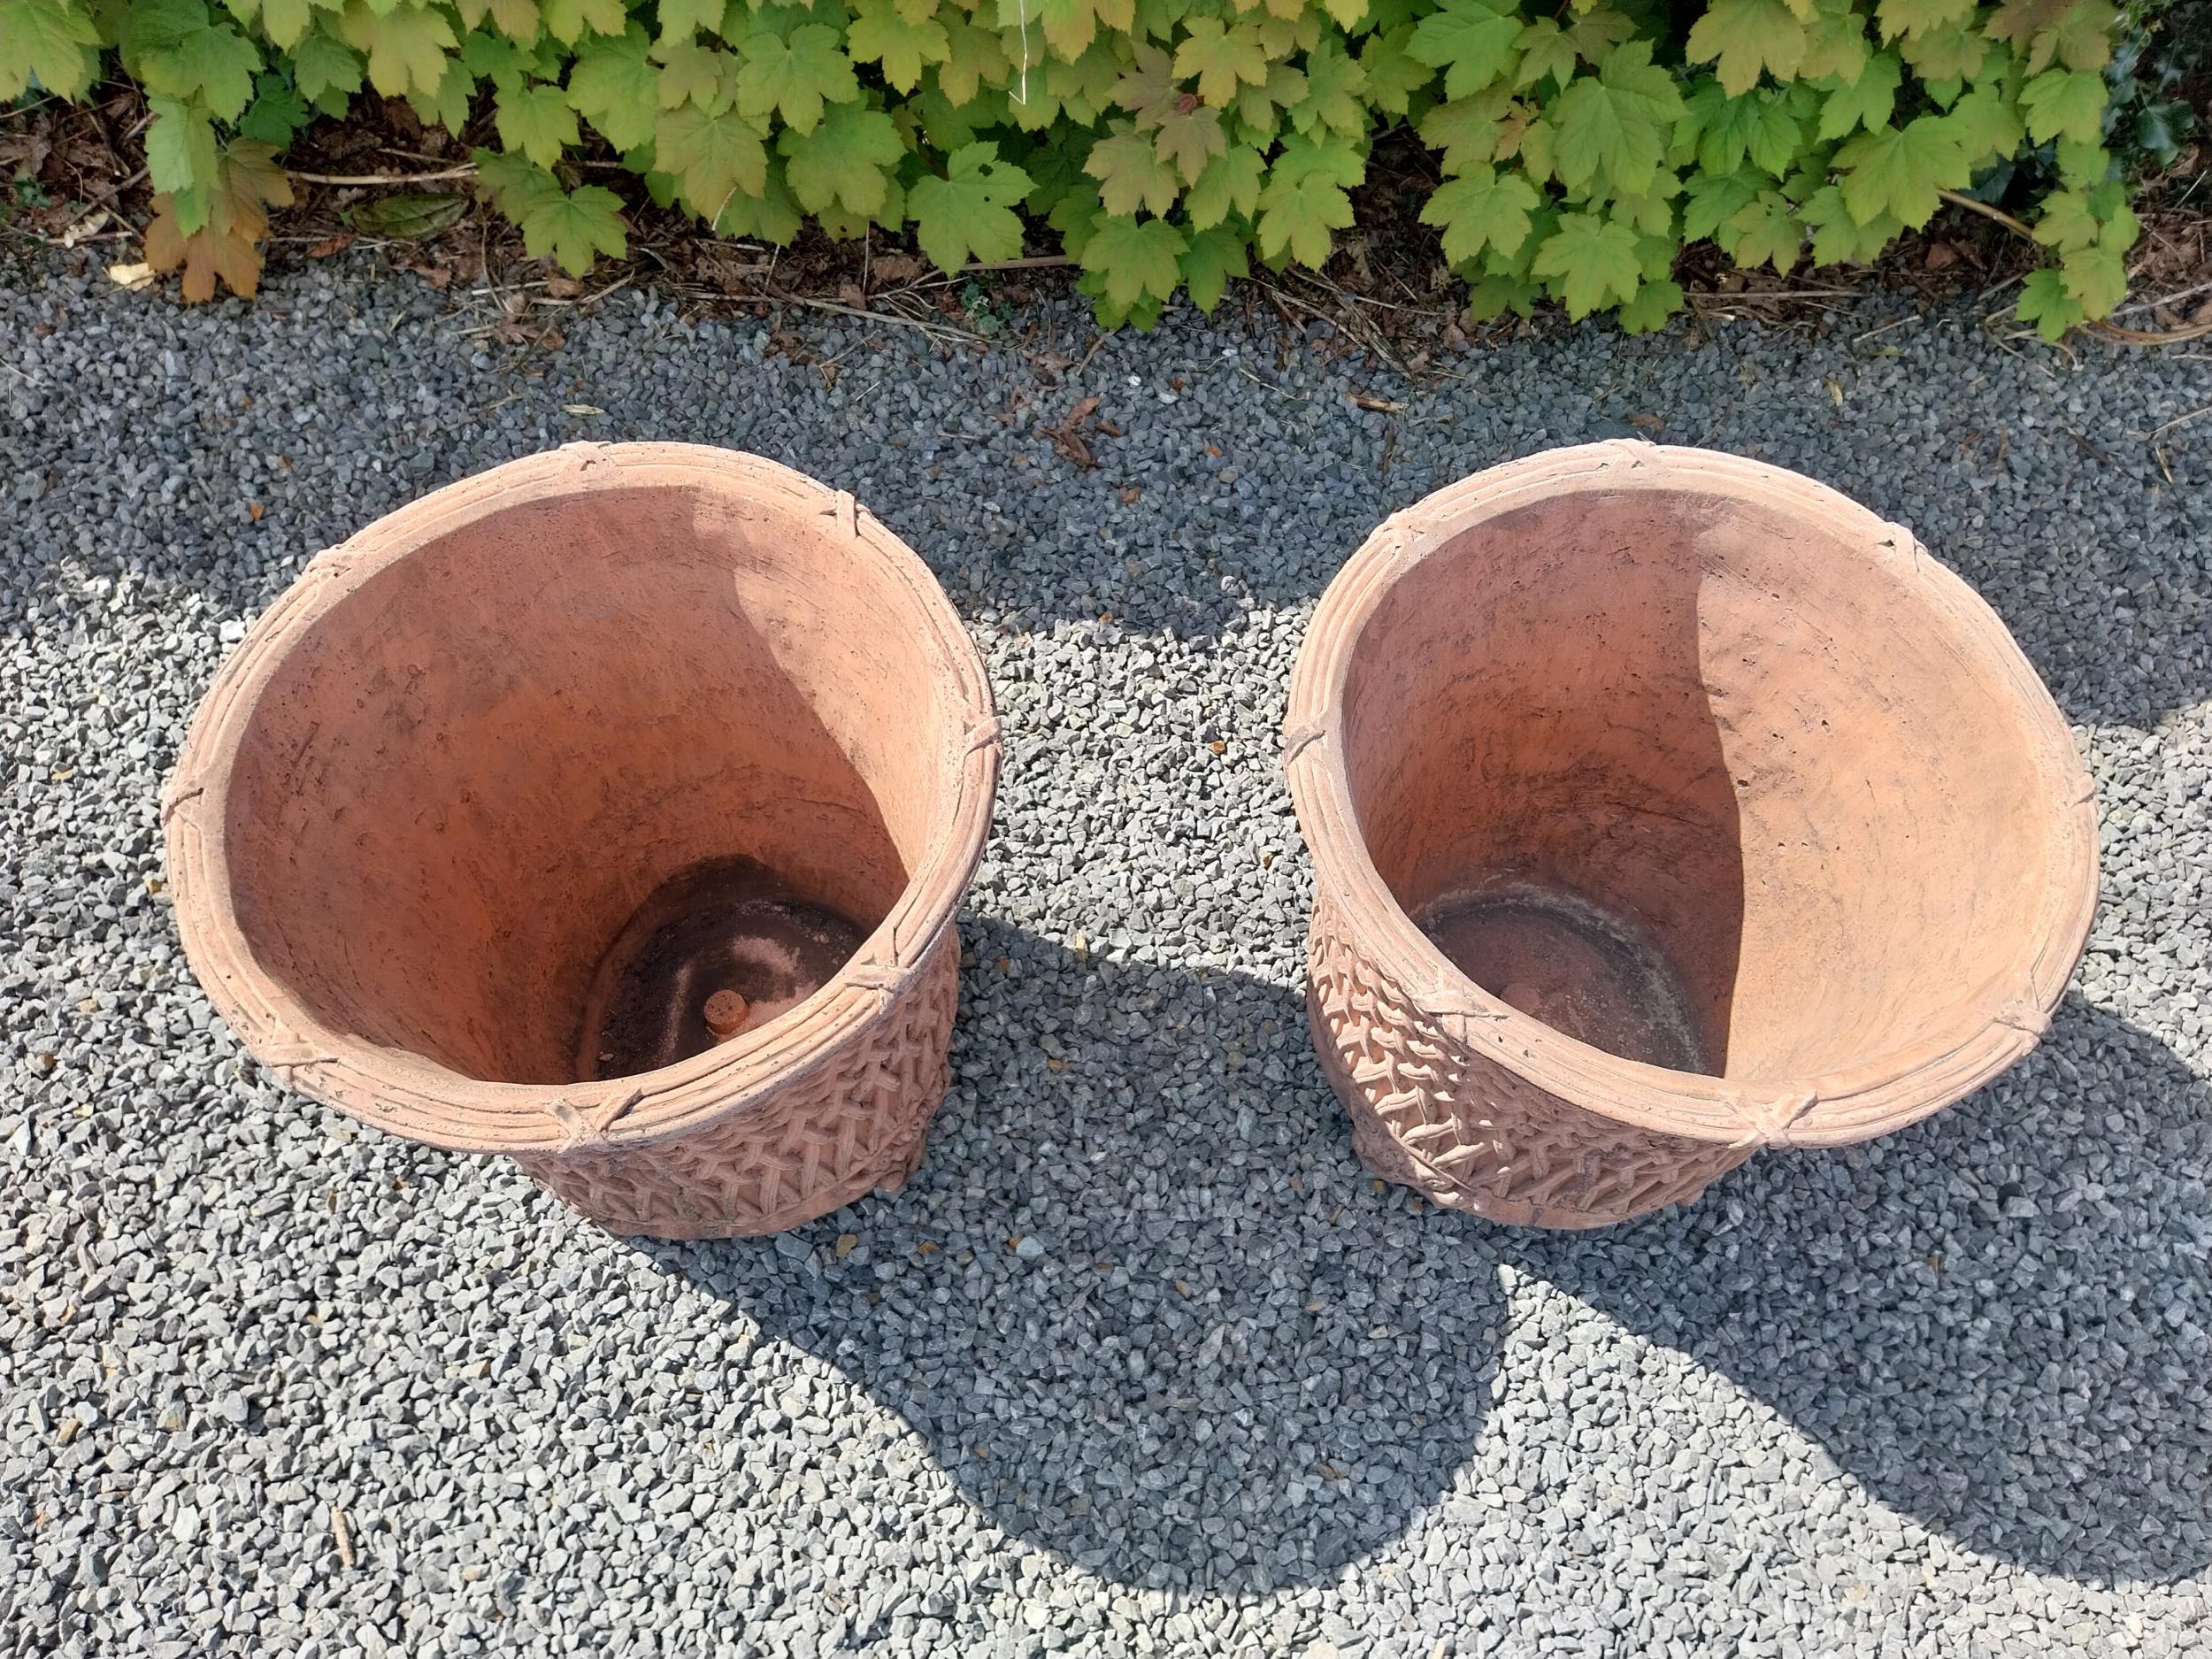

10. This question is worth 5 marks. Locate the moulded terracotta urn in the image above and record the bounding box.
[1284,442,2098,1229]
[165,443,1000,1239]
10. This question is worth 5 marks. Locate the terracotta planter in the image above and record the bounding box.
[164,443,999,1239]
[1284,442,2097,1228]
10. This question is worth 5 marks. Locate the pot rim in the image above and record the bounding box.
[163,442,1000,1156]
[1282,440,2100,1150]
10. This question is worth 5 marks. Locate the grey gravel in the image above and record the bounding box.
[4,253,2210,1658]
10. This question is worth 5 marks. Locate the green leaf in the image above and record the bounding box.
[654,40,736,111]
[935,16,1009,104]
[1682,168,1762,241]
[1421,89,1511,175]
[737,23,858,133]
[568,26,661,150]
[1800,181,1897,263]
[1678,80,1802,176]
[238,71,312,144]
[2055,138,2108,188]
[2015,265,2083,342]
[1873,0,1973,40]
[1617,275,1681,334]
[541,0,626,44]
[345,189,467,238]
[1179,222,1248,311]
[1514,19,1576,90]
[406,55,473,132]
[1358,24,1427,116]
[1723,189,1801,272]
[1936,81,2023,162]
[1079,214,1186,309]
[518,180,628,274]
[1817,50,1899,140]
[337,0,457,99]
[1255,134,1361,266]
[1153,102,1227,185]
[1833,115,1968,228]
[1086,123,1181,217]
[472,143,564,218]
[254,0,316,52]
[1173,17,1269,107]
[141,7,262,122]
[714,156,804,244]
[846,0,947,94]
[1685,0,1804,97]
[1184,142,1263,229]
[777,99,901,215]
[1291,36,1367,137]
[1553,42,1683,198]
[2030,188,2098,251]
[656,0,724,42]
[2019,67,2106,148]
[290,27,363,106]
[909,140,1032,270]
[146,93,220,196]
[1408,0,1522,100]
[495,81,579,167]
[655,104,767,218]
[1798,4,1869,83]
[2060,240,2124,315]
[1530,210,1639,319]
[0,0,102,100]
[1896,22,1985,81]
[1420,162,1538,265]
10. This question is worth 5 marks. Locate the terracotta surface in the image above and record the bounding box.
[1284,442,2099,1228]
[164,443,1000,1238]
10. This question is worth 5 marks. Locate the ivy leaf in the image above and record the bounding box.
[568,27,663,150]
[0,0,102,100]
[846,0,947,94]
[1079,214,1187,309]
[1617,275,1682,334]
[291,27,363,107]
[655,104,767,218]
[495,81,580,168]
[1179,222,1248,311]
[541,0,626,45]
[2015,265,2084,342]
[1153,102,1228,184]
[1817,50,1899,140]
[1685,0,1804,97]
[737,23,858,134]
[146,95,220,197]
[1184,142,1264,228]
[1086,122,1182,217]
[1681,167,1763,241]
[909,140,1032,270]
[1530,210,1640,318]
[1420,162,1538,265]
[1359,26,1427,116]
[518,181,628,275]
[1723,189,1801,271]
[1408,0,1522,100]
[1514,19,1576,90]
[2019,67,2106,148]
[139,5,262,123]
[1173,17,1269,108]
[1255,134,1362,266]
[1833,115,1968,227]
[1552,42,1684,198]
[778,100,902,216]
[335,0,457,100]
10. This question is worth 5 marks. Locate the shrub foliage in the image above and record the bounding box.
[2,0,2141,333]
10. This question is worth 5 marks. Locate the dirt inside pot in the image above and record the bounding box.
[1417,884,1709,1073]
[574,856,870,1081]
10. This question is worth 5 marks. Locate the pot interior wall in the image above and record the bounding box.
[220,480,951,1086]
[1339,487,2063,1084]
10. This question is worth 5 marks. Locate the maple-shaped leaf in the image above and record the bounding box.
[2019,66,2107,147]
[2059,237,2125,314]
[778,100,902,215]
[1111,41,1180,127]
[1816,50,1899,139]
[494,81,578,167]
[1873,0,1973,42]
[1255,134,1361,265]
[1080,214,1186,308]
[567,26,661,149]
[1086,121,1182,217]
[1563,4,1634,63]
[1290,36,1367,137]
[1047,177,1105,256]
[146,94,220,199]
[1358,24,1428,116]
[1408,0,1522,99]
[1990,0,2116,74]
[935,16,1010,105]
[335,0,455,98]
[1530,210,1639,318]
[2015,265,2084,341]
[910,140,1032,270]
[1939,81,2026,162]
[2055,137,2109,187]
[656,0,725,42]
[714,155,804,242]
[143,139,293,302]
[518,181,627,274]
[1797,3,1870,81]
[656,104,767,218]
[0,0,102,100]
[1514,19,1577,90]
[1174,16,1269,107]
[138,4,262,122]
[2030,187,2099,251]
[1722,189,1801,271]
[1179,223,1249,311]
[1799,181,1897,263]
[290,27,363,109]
[1154,101,1228,184]
[654,40,737,112]
[238,71,311,145]
[1233,61,1309,137]
[1421,162,1538,265]
[1552,42,1684,198]
[1686,0,1804,96]
[541,0,626,44]
[1678,79,1803,176]
[1184,142,1264,228]
[1420,87,1512,175]
[737,23,859,134]
[1833,115,1968,227]
[1681,167,1763,241]
[248,0,318,52]
[1321,0,1366,28]
[472,143,565,215]
[457,0,541,43]
[847,0,948,93]
[1616,275,1682,333]
[1608,183,1678,237]
[1897,21,1986,80]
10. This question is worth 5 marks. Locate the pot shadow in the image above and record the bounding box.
[1514,992,2212,1585]
[628,918,1513,1594]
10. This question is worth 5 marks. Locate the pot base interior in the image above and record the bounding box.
[575,856,868,1082]
[1417,882,1710,1074]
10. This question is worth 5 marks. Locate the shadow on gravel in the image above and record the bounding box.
[1521,994,2212,1586]
[634,918,1511,1595]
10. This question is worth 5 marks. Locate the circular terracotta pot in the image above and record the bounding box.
[1284,442,2097,1229]
[164,443,999,1239]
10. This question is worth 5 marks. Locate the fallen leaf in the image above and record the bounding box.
[344,192,467,241]
[1349,392,1405,413]
[106,262,155,291]
[304,233,356,259]
[1824,377,1845,408]
[247,503,265,522]
[1628,412,1664,434]
[541,273,583,298]
[833,1233,857,1258]
[1118,485,1141,503]
[872,252,923,284]
[563,403,605,416]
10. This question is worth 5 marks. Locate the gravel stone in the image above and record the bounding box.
[2,254,2208,1657]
